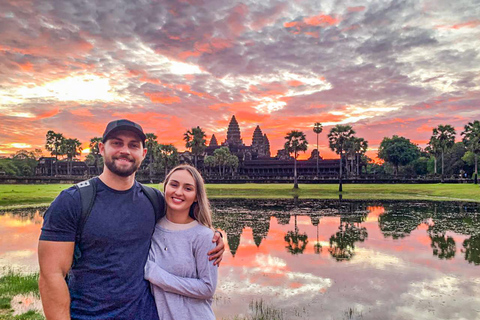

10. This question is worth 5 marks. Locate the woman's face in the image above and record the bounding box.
[164,169,197,214]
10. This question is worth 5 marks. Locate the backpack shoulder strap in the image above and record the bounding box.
[75,177,97,241]
[69,177,97,271]
[139,183,165,223]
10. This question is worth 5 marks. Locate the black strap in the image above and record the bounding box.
[139,183,165,223]
[72,177,97,268]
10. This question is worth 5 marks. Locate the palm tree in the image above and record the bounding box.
[156,144,179,177]
[45,131,65,176]
[204,155,215,176]
[426,136,440,175]
[346,137,368,176]
[284,130,308,189]
[432,125,456,182]
[213,147,231,176]
[462,120,480,184]
[183,126,206,168]
[328,125,355,192]
[145,133,158,181]
[313,122,323,176]
[89,137,103,175]
[227,154,239,176]
[62,138,82,175]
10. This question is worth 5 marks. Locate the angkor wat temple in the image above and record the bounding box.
[197,115,341,179]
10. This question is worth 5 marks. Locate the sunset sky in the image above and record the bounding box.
[1,0,479,160]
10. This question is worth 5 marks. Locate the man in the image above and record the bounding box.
[38,119,224,320]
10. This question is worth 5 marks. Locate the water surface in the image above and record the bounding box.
[1,199,479,319]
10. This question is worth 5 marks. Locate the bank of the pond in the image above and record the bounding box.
[0,183,479,209]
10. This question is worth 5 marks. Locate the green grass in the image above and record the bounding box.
[0,271,43,320]
[0,183,479,210]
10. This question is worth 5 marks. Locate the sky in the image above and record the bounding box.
[1,0,480,160]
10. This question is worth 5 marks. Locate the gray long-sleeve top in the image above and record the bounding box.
[145,219,218,320]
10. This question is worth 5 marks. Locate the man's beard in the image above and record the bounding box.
[104,156,140,177]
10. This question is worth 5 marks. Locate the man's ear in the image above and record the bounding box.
[99,142,105,156]
[142,147,147,159]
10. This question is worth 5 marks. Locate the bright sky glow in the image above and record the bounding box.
[2,75,123,104]
[10,143,32,148]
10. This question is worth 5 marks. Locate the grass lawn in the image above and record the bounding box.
[1,183,479,209]
[0,271,43,320]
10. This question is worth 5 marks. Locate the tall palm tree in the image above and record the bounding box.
[328,125,355,192]
[89,137,103,175]
[284,130,308,189]
[426,136,440,175]
[45,131,65,176]
[145,133,158,181]
[183,126,206,168]
[462,120,480,184]
[432,125,456,182]
[313,122,323,176]
[347,137,368,176]
[62,138,82,175]
[156,144,178,177]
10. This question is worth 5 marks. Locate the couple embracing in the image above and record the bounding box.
[38,119,224,320]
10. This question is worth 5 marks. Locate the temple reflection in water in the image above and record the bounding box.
[212,199,480,265]
[2,199,480,319]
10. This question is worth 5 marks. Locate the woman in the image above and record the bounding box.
[144,164,218,320]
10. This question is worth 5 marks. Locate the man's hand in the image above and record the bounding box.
[208,231,225,266]
[38,241,74,320]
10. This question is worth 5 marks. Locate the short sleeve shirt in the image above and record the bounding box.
[40,178,160,320]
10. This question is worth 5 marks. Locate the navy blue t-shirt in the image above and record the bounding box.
[40,178,161,320]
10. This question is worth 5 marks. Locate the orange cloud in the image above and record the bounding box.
[416,124,432,133]
[208,101,260,112]
[287,80,304,87]
[178,50,202,60]
[235,111,270,124]
[36,108,60,120]
[70,108,94,117]
[348,6,366,12]
[284,13,341,36]
[18,61,33,72]
[304,14,341,27]
[144,92,181,104]
[436,20,480,29]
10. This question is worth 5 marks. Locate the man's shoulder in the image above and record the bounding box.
[56,184,82,203]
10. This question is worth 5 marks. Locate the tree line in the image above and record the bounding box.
[1,121,478,187]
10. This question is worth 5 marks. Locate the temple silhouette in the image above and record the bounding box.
[196,115,341,179]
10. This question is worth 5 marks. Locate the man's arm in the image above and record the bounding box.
[38,241,74,320]
[208,231,225,266]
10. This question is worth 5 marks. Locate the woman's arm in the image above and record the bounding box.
[145,233,218,299]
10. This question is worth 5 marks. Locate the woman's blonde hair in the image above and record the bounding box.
[163,164,213,229]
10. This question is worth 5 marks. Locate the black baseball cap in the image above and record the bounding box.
[102,119,147,144]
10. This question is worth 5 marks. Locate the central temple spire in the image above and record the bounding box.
[226,115,243,146]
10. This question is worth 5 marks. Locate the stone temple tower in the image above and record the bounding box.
[251,125,271,158]
[263,133,271,157]
[209,134,218,147]
[251,126,265,157]
[225,115,243,146]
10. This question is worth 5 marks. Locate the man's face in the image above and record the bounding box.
[99,130,147,177]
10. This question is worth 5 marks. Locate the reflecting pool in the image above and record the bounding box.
[1,199,480,319]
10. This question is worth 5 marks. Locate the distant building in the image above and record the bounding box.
[36,157,98,176]
[201,115,340,178]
